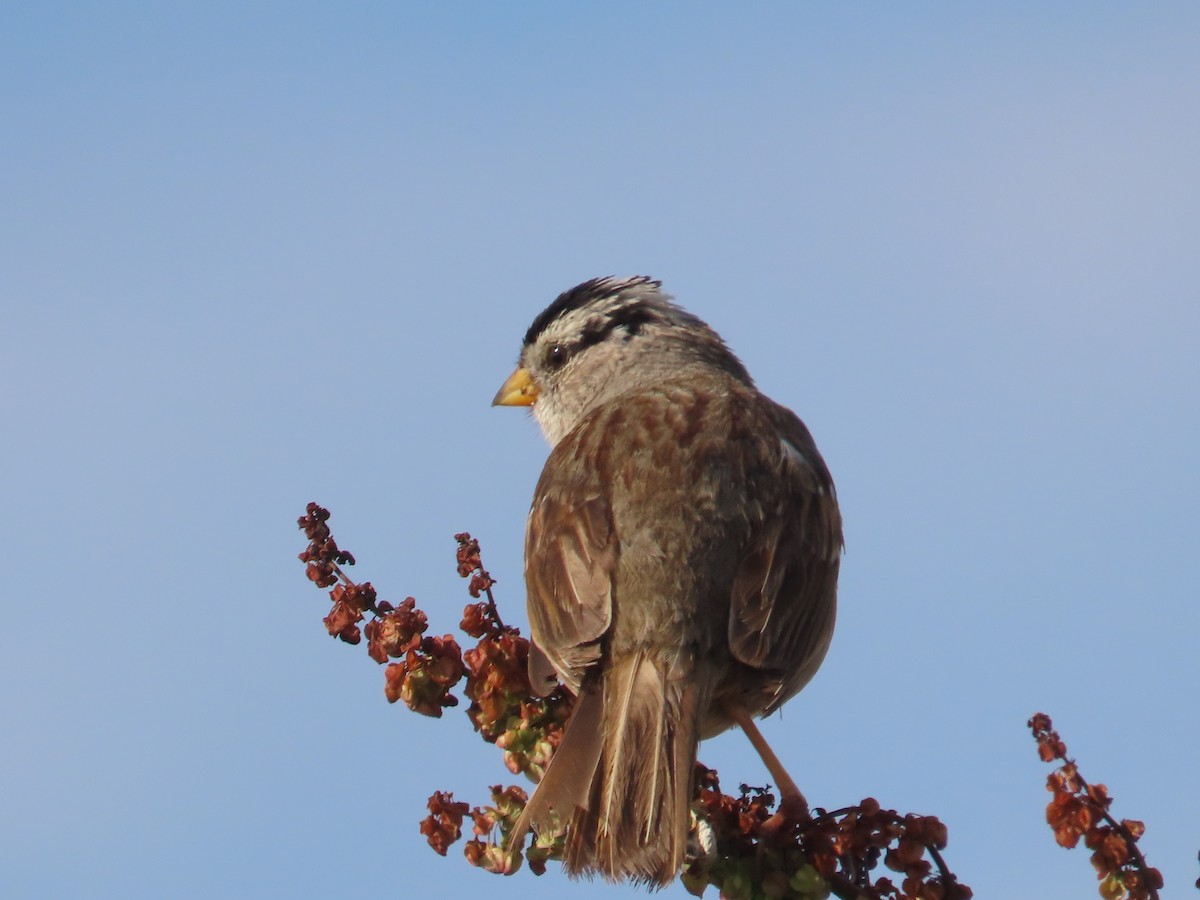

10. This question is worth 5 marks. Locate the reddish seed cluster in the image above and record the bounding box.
[455,532,497,599]
[298,503,464,716]
[463,785,534,876]
[453,534,574,779]
[1028,713,1162,900]
[688,767,970,900]
[421,791,470,856]
[298,502,355,588]
[300,504,978,898]
[365,597,426,662]
[323,581,377,644]
[382,632,465,717]
[367,597,465,717]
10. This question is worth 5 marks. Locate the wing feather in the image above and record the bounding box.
[728,401,843,699]
[524,423,618,694]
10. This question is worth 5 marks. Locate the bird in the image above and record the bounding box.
[492,276,842,886]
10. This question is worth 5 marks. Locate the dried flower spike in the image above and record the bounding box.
[1028,713,1162,900]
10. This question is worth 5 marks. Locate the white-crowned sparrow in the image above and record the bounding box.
[493,276,842,886]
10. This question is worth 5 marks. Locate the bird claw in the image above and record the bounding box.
[758,792,811,846]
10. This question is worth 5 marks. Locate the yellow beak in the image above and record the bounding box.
[492,366,539,407]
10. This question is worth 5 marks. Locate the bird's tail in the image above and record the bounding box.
[508,652,704,887]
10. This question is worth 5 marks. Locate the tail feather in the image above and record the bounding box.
[508,652,706,887]
[508,685,605,849]
[567,652,703,886]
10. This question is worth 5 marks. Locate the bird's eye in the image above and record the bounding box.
[546,344,569,370]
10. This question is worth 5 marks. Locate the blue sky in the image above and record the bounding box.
[2,4,1197,898]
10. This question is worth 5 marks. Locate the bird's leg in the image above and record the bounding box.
[725,703,810,828]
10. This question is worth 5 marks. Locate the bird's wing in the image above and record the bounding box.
[728,401,843,690]
[524,428,617,695]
